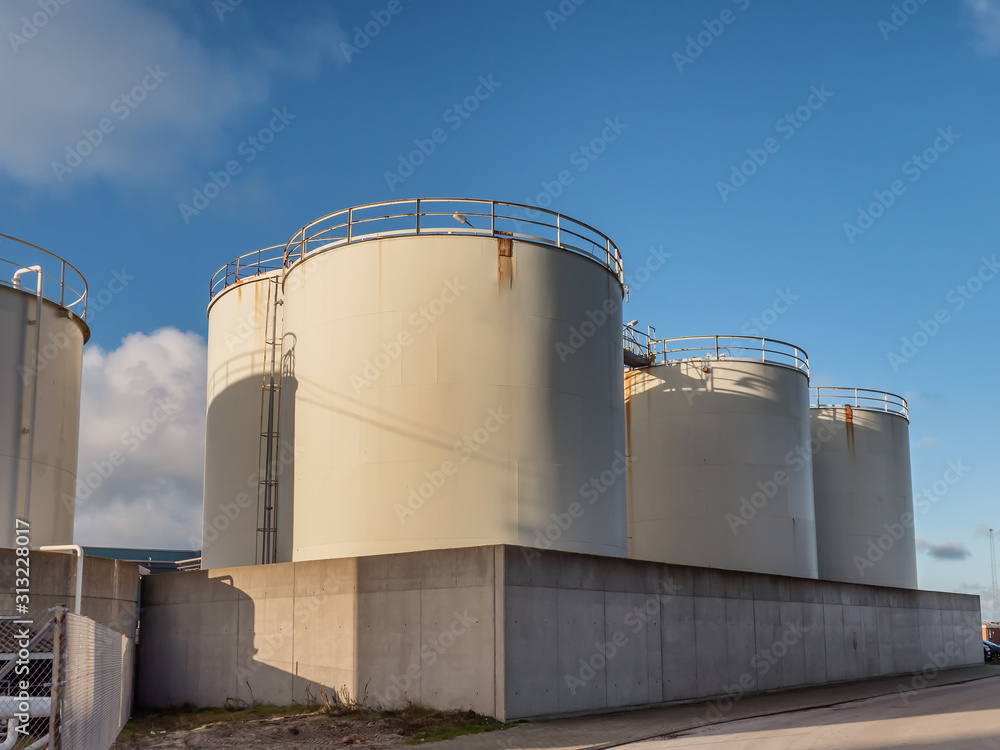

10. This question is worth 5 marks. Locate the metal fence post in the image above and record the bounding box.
[50,607,66,750]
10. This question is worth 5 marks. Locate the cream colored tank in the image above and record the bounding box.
[0,235,88,548]
[278,200,627,561]
[625,336,818,579]
[202,249,284,569]
[810,388,917,588]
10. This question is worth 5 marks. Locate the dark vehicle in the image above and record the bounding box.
[985,640,1000,662]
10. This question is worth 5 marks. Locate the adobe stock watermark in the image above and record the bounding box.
[704,620,808,722]
[350,278,466,393]
[15,267,134,385]
[220,260,319,353]
[716,85,833,201]
[373,609,480,707]
[727,421,835,533]
[887,255,997,372]
[554,295,620,363]
[842,126,961,244]
[565,580,680,696]
[895,626,979,705]
[854,459,971,577]
[877,0,931,41]
[196,440,304,551]
[624,245,671,296]
[340,0,414,62]
[234,569,351,684]
[545,0,586,30]
[60,399,181,513]
[523,451,633,560]
[178,106,296,223]
[51,65,169,182]
[522,117,628,214]
[213,0,243,22]
[740,288,799,336]
[394,407,511,523]
[384,75,501,192]
[8,0,73,53]
[672,0,751,72]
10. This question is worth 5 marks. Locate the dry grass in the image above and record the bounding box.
[115,691,508,748]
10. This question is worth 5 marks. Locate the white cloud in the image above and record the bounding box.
[0,0,344,187]
[965,0,1000,55]
[73,327,206,550]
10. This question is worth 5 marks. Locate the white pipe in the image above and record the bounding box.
[12,266,43,528]
[39,545,83,615]
[0,697,51,720]
[0,718,17,750]
[11,265,42,294]
[23,735,48,750]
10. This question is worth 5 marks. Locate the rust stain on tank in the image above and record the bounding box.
[844,404,855,452]
[497,236,513,289]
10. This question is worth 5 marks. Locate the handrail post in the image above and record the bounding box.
[415,198,420,235]
[556,213,561,247]
[59,261,65,306]
[761,338,765,363]
[491,201,495,235]
[347,208,353,244]
[715,335,719,360]
[605,239,611,269]
[854,389,858,408]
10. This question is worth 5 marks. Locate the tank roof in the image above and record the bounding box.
[210,199,624,303]
[0,232,89,338]
[810,386,908,420]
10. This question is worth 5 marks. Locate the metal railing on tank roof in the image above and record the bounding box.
[209,245,285,300]
[0,233,88,319]
[811,386,908,420]
[281,198,624,283]
[645,335,810,377]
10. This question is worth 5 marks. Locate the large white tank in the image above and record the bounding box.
[202,248,284,569]
[809,388,917,588]
[625,335,818,579]
[0,235,88,548]
[279,199,627,561]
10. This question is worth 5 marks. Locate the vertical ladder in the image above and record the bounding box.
[256,276,282,564]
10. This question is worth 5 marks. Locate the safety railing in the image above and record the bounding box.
[209,245,285,300]
[811,386,908,420]
[0,233,88,319]
[646,335,809,376]
[282,198,624,283]
[623,323,656,366]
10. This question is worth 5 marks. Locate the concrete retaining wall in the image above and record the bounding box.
[0,549,140,635]
[505,547,982,719]
[135,546,981,721]
[136,548,499,712]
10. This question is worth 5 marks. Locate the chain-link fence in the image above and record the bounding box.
[0,609,134,750]
[0,611,55,750]
[57,610,134,750]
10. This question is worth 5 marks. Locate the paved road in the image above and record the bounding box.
[621,677,1000,749]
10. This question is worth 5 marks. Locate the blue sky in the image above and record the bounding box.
[1,0,997,615]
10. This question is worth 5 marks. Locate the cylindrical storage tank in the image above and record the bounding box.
[203,248,284,569]
[809,388,917,588]
[279,199,627,561]
[626,335,818,578]
[0,235,89,548]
